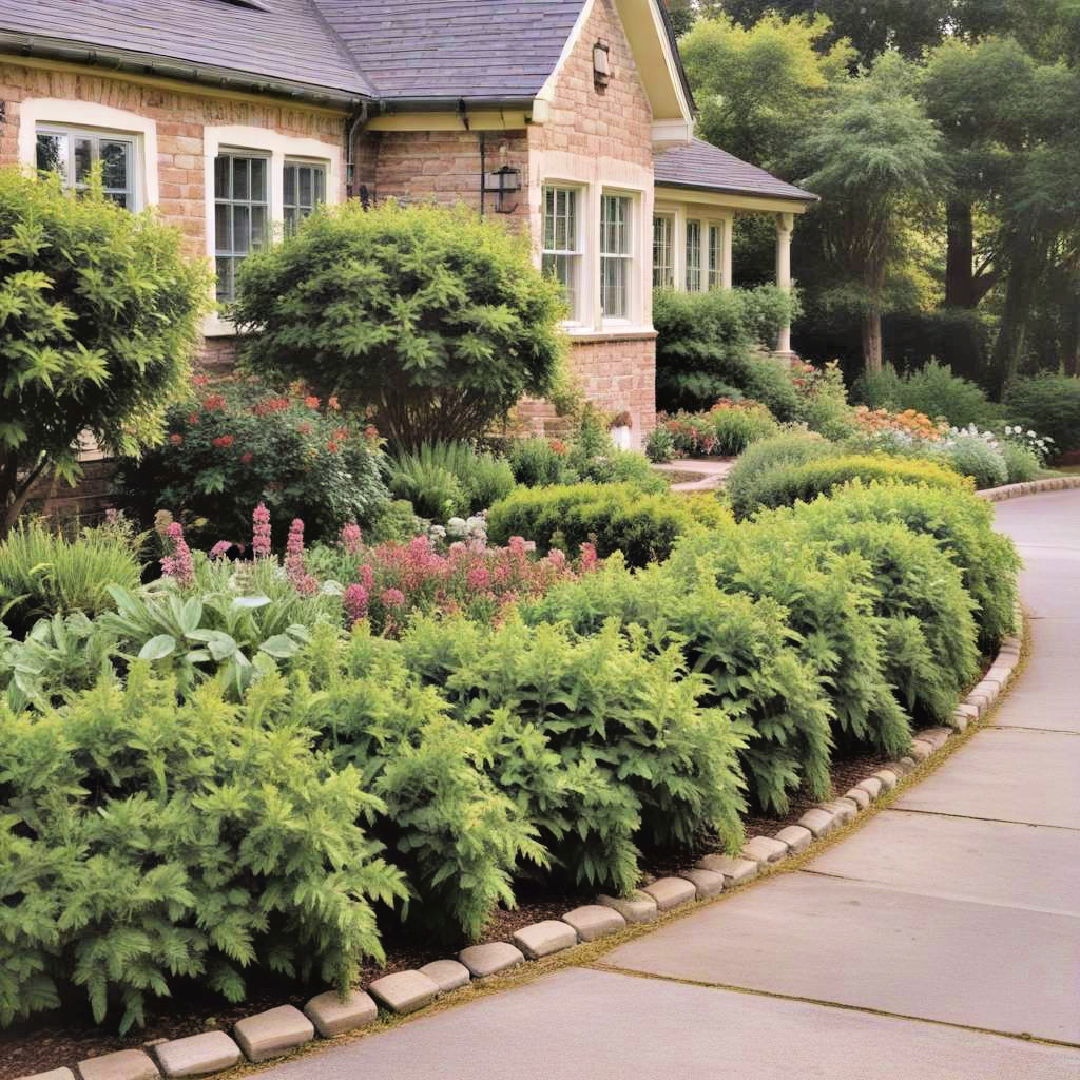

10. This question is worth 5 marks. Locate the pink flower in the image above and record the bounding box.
[580,542,598,572]
[285,518,309,592]
[209,540,232,559]
[381,588,406,608]
[341,523,363,556]
[169,433,183,445]
[161,520,194,587]
[358,564,375,592]
[466,567,490,590]
[344,583,368,624]
[252,502,272,558]
[212,435,234,448]
[545,548,567,569]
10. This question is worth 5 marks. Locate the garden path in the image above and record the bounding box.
[260,490,1080,1080]
[652,457,735,491]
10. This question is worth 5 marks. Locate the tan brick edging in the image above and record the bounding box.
[25,605,1027,1080]
[977,475,1080,502]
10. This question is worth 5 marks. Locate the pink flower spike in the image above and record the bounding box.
[252,503,272,558]
[209,540,232,560]
[381,588,406,608]
[341,522,364,556]
[160,520,194,587]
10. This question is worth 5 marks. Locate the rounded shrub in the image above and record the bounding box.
[735,453,966,516]
[1004,375,1080,455]
[486,483,703,568]
[725,430,835,518]
[934,435,1008,490]
[233,201,565,447]
[1000,441,1042,484]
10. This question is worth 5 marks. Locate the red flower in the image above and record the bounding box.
[169,433,183,445]
[187,413,200,425]
[363,424,380,440]
[240,452,254,464]
[327,440,341,453]
[192,374,210,387]
[304,395,321,409]
[203,394,227,411]
[328,396,341,411]
[212,435,235,448]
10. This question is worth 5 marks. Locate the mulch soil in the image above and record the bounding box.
[0,747,894,1080]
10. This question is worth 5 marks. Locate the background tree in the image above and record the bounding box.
[0,168,207,536]
[233,202,566,448]
[795,56,949,372]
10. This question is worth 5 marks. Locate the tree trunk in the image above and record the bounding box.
[991,266,1034,394]
[1064,287,1080,378]
[862,308,884,374]
[945,199,976,308]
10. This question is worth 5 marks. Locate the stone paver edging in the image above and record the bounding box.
[977,475,1080,502]
[19,591,1031,1080]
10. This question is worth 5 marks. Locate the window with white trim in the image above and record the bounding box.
[214,152,270,303]
[35,127,136,208]
[653,214,674,289]
[600,193,633,319]
[541,186,582,318]
[284,160,327,236]
[708,221,724,290]
[685,218,702,292]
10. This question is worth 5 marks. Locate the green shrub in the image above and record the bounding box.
[791,361,858,440]
[933,435,1008,490]
[0,168,208,536]
[645,425,678,463]
[486,483,702,567]
[658,401,778,458]
[0,666,407,1032]
[367,499,422,544]
[507,437,576,487]
[725,430,836,518]
[653,286,801,417]
[1000,441,1042,483]
[400,615,747,888]
[573,449,669,493]
[0,519,142,636]
[388,441,516,519]
[778,510,980,721]
[114,380,388,545]
[800,480,1020,651]
[857,361,999,427]
[1003,375,1080,455]
[736,453,967,516]
[233,201,565,447]
[668,522,912,765]
[287,629,545,941]
[525,558,832,816]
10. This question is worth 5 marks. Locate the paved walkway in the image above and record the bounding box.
[652,457,735,491]
[263,490,1080,1080]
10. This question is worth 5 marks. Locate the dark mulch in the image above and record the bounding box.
[0,746,898,1080]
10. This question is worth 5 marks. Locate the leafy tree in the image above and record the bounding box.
[0,169,207,536]
[680,12,853,170]
[795,56,949,372]
[233,201,566,449]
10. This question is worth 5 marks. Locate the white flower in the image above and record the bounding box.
[1027,429,1037,438]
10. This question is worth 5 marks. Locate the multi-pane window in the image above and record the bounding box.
[284,161,326,235]
[600,193,633,319]
[214,152,269,302]
[653,215,674,289]
[685,218,702,291]
[35,127,135,207]
[541,187,582,317]
[708,222,724,290]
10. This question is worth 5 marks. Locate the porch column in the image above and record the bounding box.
[775,211,794,358]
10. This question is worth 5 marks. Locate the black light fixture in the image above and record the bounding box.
[483,165,521,214]
[593,40,611,89]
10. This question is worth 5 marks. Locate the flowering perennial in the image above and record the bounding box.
[252,503,272,558]
[160,521,194,587]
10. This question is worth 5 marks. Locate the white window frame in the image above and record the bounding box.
[203,126,341,334]
[17,100,157,209]
[35,126,138,208]
[707,220,725,290]
[284,158,328,236]
[600,190,635,323]
[213,151,271,304]
[541,184,584,323]
[685,218,703,292]
[653,213,675,289]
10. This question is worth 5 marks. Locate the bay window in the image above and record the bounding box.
[35,127,136,208]
[685,218,702,291]
[214,152,269,302]
[542,186,582,318]
[653,214,675,289]
[600,193,633,319]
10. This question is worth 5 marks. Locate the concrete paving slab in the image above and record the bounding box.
[253,968,1079,1080]
[807,808,1080,916]
[894,727,1080,828]
[604,872,1080,1043]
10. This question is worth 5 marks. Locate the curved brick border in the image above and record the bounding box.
[977,475,1080,502]
[19,594,1035,1080]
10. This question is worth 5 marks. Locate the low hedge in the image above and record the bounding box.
[725,431,836,518]
[486,483,712,568]
[735,453,968,516]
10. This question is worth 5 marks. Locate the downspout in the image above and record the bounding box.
[479,131,487,218]
[345,99,372,202]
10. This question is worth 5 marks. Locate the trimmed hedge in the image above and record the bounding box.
[734,453,968,516]
[725,431,836,518]
[486,483,717,568]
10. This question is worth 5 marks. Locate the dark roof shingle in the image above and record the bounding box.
[0,0,371,98]
[315,0,585,101]
[655,138,816,202]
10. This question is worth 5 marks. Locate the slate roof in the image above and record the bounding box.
[0,0,372,98]
[316,0,585,101]
[655,138,817,203]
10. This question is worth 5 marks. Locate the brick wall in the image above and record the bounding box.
[0,62,346,257]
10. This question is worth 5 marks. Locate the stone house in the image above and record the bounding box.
[0,0,815,454]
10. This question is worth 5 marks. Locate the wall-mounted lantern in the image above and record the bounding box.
[593,41,611,89]
[483,165,521,214]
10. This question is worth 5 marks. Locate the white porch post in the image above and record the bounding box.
[775,211,794,358]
